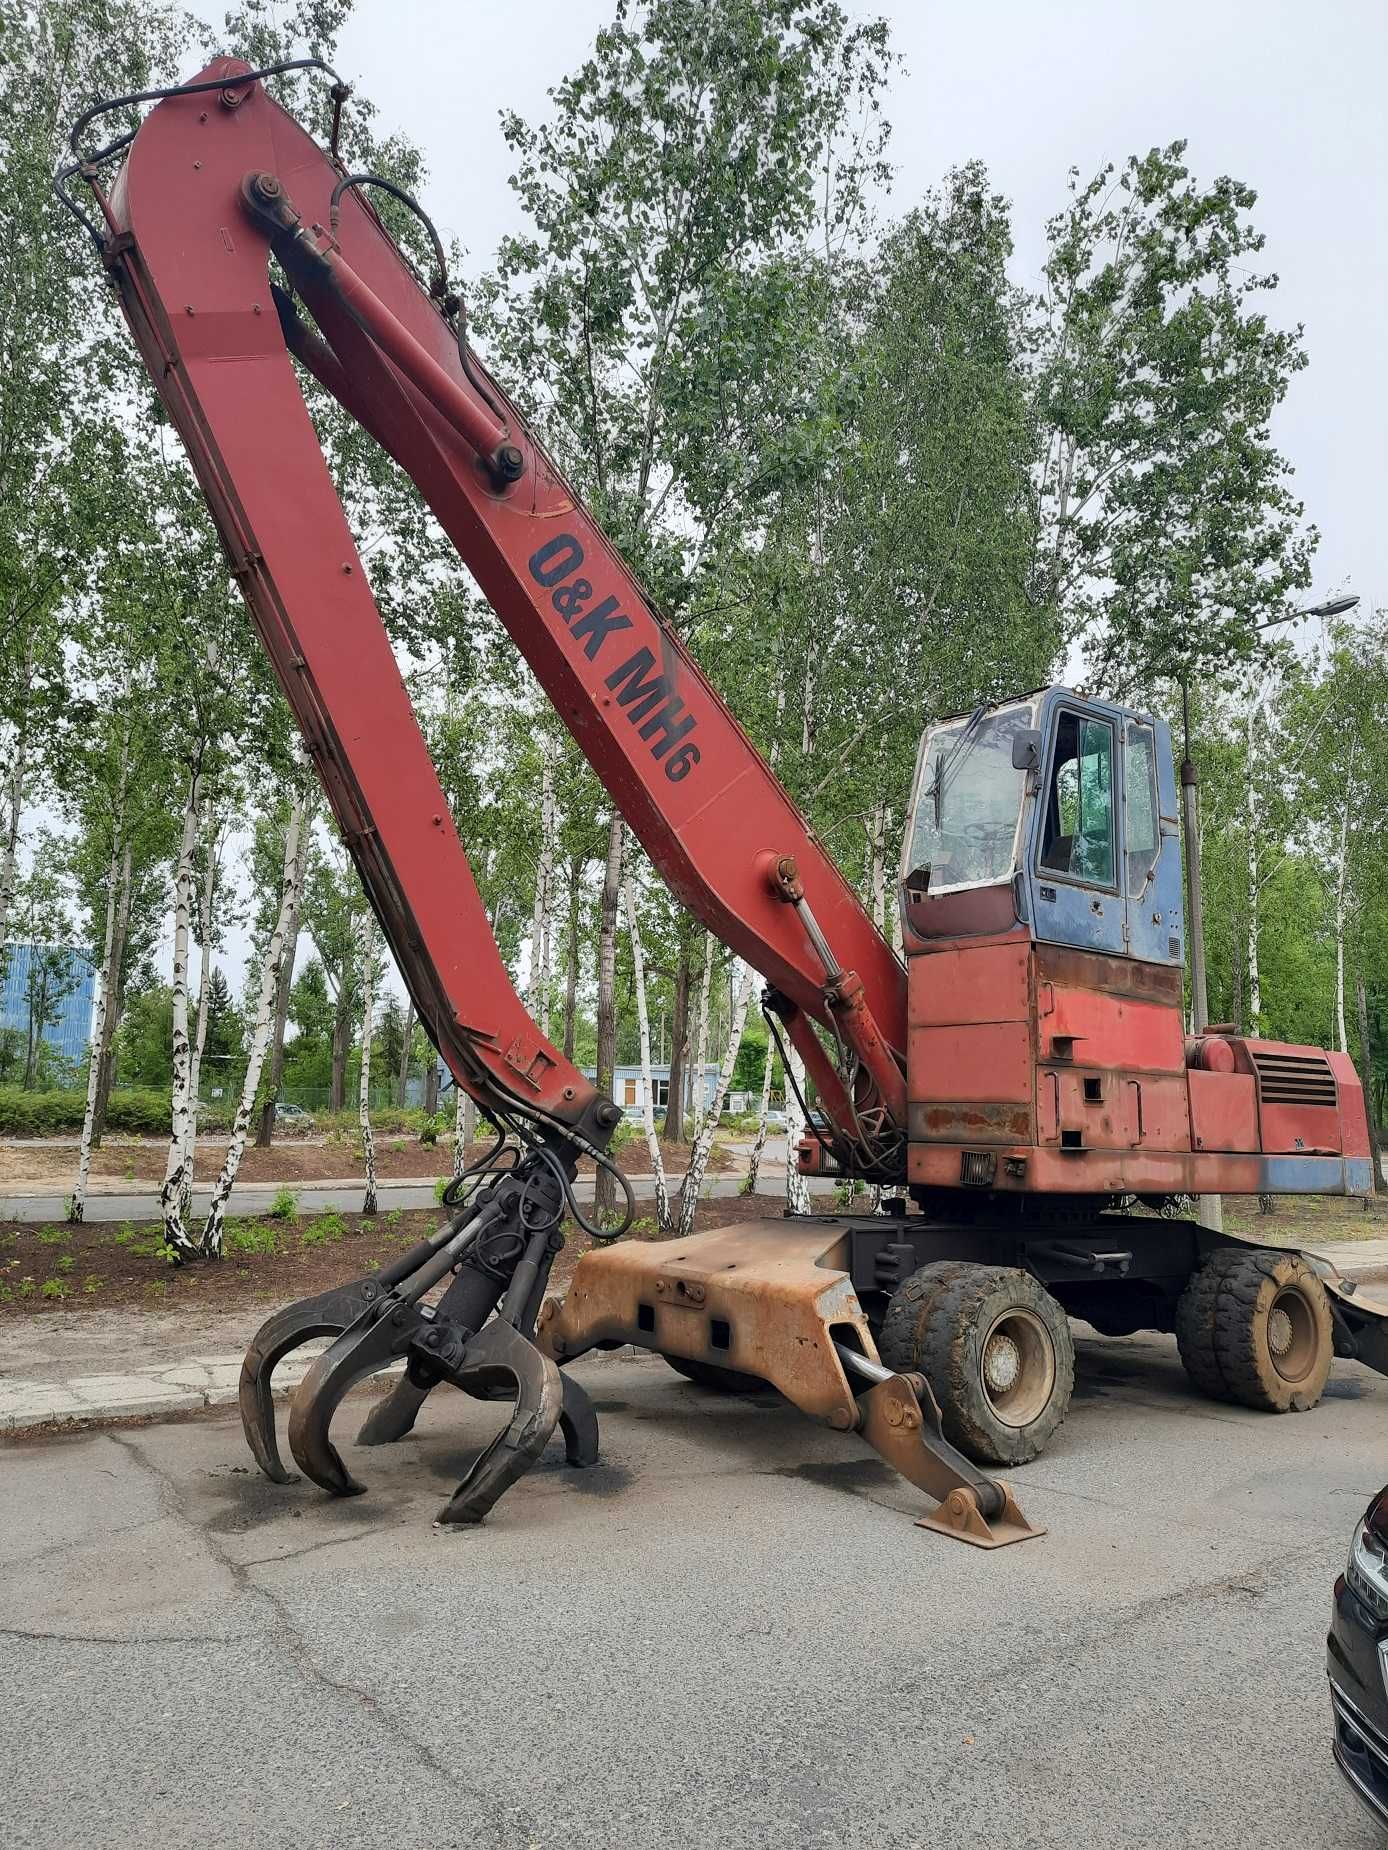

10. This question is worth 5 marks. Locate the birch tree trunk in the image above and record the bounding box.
[201,797,306,1256]
[358,913,378,1215]
[623,867,671,1232]
[562,850,582,1059]
[160,770,203,1260]
[178,843,217,1225]
[0,640,32,965]
[593,816,624,1223]
[396,999,414,1106]
[92,841,132,1148]
[69,832,123,1224]
[784,1042,812,1214]
[677,964,755,1238]
[664,942,691,1142]
[690,934,713,1135]
[869,803,886,932]
[528,742,556,1034]
[744,1034,777,1195]
[256,791,310,1146]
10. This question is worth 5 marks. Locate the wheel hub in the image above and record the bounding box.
[1267,1305,1294,1359]
[983,1332,1021,1394]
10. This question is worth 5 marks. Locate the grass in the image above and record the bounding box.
[299,1211,347,1248]
[35,1225,69,1245]
[223,1218,281,1257]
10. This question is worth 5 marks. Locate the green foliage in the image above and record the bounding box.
[40,1277,66,1300]
[300,1210,347,1247]
[35,1225,69,1245]
[265,1187,299,1221]
[1033,143,1314,691]
[223,1219,279,1256]
[0,1087,184,1134]
[417,1114,439,1146]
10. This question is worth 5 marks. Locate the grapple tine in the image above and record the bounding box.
[433,1319,565,1525]
[238,1280,380,1484]
[356,1367,436,1446]
[287,1300,425,1496]
[558,1371,600,1468]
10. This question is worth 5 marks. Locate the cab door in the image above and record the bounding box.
[1026,700,1127,956]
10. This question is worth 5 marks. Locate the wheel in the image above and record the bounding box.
[662,1354,766,1394]
[1175,1249,1333,1412]
[879,1262,1075,1467]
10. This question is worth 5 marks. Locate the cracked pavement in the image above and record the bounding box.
[0,1335,1384,1850]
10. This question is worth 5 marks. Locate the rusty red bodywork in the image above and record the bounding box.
[893,929,1371,1197]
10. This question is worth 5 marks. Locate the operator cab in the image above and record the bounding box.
[900,687,1183,966]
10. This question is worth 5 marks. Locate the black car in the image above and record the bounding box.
[1330,1483,1388,1832]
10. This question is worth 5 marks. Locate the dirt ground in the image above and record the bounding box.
[0,1133,732,1191]
[0,1191,787,1322]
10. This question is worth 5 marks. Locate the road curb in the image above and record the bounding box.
[0,1350,406,1437]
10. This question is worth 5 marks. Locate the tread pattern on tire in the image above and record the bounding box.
[1175,1248,1332,1413]
[880,1261,1075,1467]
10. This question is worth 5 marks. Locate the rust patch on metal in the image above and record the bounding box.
[909,1101,1032,1144]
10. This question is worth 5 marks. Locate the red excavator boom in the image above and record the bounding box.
[74,55,905,1171]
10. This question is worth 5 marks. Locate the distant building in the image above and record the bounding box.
[0,942,97,1066]
[584,1062,721,1117]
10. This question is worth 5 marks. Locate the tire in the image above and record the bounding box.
[662,1354,767,1394]
[1175,1249,1333,1413]
[879,1262,1075,1467]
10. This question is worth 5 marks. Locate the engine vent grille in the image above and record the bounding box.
[1251,1049,1338,1108]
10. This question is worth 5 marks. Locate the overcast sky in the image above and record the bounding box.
[320,0,1387,608]
[170,0,1386,1003]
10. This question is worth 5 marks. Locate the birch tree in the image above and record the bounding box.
[593,817,625,1223]
[357,912,379,1215]
[677,964,756,1237]
[68,741,130,1223]
[623,864,671,1233]
[201,792,307,1255]
[157,763,205,1259]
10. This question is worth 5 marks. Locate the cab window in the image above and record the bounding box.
[1039,713,1115,887]
[1124,722,1160,895]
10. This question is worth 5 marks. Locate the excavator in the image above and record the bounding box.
[60,57,1388,1548]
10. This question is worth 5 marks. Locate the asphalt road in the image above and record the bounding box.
[2,1332,1384,1850]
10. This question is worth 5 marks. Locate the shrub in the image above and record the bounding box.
[265,1187,299,1221]
[418,1114,439,1146]
[40,1277,66,1300]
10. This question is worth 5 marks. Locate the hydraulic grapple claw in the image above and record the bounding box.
[432,1318,566,1525]
[288,1299,426,1496]
[239,1278,384,1484]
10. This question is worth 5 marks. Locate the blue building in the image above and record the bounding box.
[0,942,96,1068]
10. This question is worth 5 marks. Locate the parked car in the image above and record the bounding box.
[274,1102,314,1127]
[763,1108,787,1128]
[1329,1482,1388,1832]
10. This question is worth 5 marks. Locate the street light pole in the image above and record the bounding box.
[1179,676,1221,1230]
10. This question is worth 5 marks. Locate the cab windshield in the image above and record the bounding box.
[903,700,1035,894]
